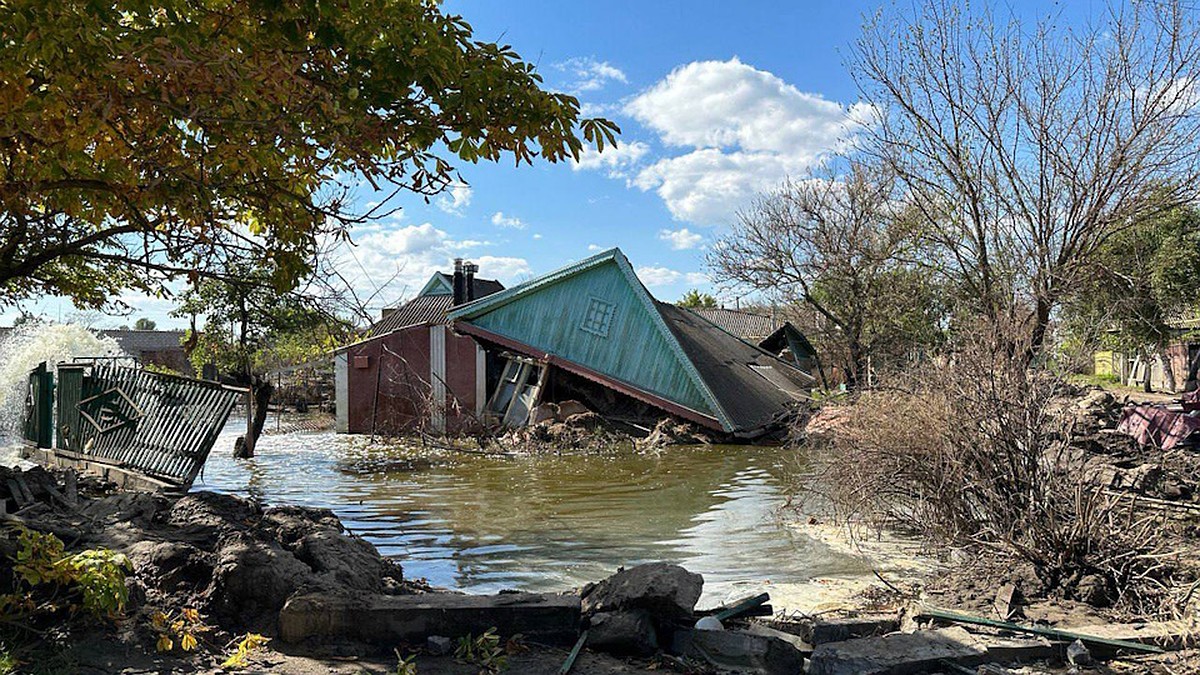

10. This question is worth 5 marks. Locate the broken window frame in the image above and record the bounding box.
[486,355,545,426]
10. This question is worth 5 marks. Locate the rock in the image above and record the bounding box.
[279,591,581,645]
[530,403,560,425]
[557,400,590,418]
[563,411,604,429]
[1075,574,1112,607]
[588,609,658,656]
[127,540,213,594]
[671,627,806,674]
[208,533,315,631]
[807,627,987,675]
[293,529,387,592]
[800,615,900,645]
[1067,639,1093,666]
[166,491,261,539]
[427,635,454,656]
[582,563,703,622]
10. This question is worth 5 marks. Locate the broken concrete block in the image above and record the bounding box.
[806,627,987,675]
[279,591,581,646]
[671,627,806,674]
[1063,620,1198,652]
[426,635,453,656]
[530,402,560,424]
[801,615,900,645]
[582,562,702,621]
[556,400,590,418]
[587,609,658,656]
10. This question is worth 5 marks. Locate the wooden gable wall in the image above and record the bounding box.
[464,260,714,416]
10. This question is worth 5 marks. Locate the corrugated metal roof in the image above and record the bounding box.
[689,308,780,340]
[370,294,456,334]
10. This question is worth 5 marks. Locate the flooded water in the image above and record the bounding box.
[195,429,891,608]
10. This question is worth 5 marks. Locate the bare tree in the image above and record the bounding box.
[852,0,1200,357]
[710,161,936,388]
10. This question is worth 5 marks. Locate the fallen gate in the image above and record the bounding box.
[22,360,244,490]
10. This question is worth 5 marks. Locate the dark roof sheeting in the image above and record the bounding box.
[690,308,780,340]
[99,330,185,354]
[429,273,505,299]
[656,302,814,433]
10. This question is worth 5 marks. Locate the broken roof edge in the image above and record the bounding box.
[452,320,726,432]
[673,306,818,387]
[332,321,438,353]
[445,247,736,431]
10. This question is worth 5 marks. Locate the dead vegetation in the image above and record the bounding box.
[798,328,1200,621]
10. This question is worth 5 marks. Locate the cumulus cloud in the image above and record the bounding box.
[435,183,472,216]
[658,227,704,250]
[556,57,628,93]
[636,266,709,288]
[625,58,871,225]
[572,140,651,179]
[337,223,531,310]
[491,211,527,230]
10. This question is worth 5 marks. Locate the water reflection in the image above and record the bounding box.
[195,430,871,602]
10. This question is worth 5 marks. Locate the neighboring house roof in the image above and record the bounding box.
[448,247,811,434]
[99,329,185,354]
[370,295,456,334]
[690,307,780,340]
[417,272,505,299]
[368,272,506,337]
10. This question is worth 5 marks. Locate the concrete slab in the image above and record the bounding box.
[806,627,988,675]
[671,628,806,674]
[802,615,901,645]
[279,592,581,646]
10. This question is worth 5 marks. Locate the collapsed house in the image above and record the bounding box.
[335,248,815,439]
[688,306,818,374]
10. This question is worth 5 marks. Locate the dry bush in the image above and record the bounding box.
[800,327,1195,617]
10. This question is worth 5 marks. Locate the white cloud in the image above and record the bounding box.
[572,140,651,179]
[532,233,543,240]
[337,223,530,312]
[625,58,871,225]
[636,266,709,288]
[436,183,472,216]
[491,211,527,230]
[556,57,628,93]
[587,244,604,252]
[658,227,704,250]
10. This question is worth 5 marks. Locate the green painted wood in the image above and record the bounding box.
[23,363,54,448]
[466,260,714,415]
[55,365,86,451]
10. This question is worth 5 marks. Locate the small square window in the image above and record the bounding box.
[580,297,616,337]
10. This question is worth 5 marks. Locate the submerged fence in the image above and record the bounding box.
[23,361,243,488]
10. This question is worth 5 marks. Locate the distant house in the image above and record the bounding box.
[0,327,190,374]
[1094,317,1200,392]
[334,260,504,435]
[689,307,818,376]
[335,249,814,438]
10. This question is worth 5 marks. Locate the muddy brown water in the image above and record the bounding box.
[194,429,876,606]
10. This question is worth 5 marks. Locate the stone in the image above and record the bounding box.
[800,615,900,645]
[806,627,988,675]
[671,627,806,674]
[588,609,658,657]
[1075,574,1112,607]
[427,635,454,656]
[208,533,316,631]
[556,400,590,418]
[293,529,386,592]
[126,540,213,594]
[279,591,581,646]
[582,563,703,622]
[1067,639,1093,666]
[530,403,560,424]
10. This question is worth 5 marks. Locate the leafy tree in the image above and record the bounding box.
[1062,206,1200,391]
[133,318,156,331]
[0,0,618,308]
[677,290,718,309]
[173,263,354,456]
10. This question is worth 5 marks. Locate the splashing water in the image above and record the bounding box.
[0,323,124,461]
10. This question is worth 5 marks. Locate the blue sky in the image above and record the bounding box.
[7,0,1106,329]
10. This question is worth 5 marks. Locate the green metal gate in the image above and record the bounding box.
[22,362,54,448]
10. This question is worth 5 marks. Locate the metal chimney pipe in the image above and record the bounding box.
[452,258,465,305]
[464,262,478,302]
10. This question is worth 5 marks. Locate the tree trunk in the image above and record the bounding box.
[1143,353,1154,393]
[846,338,867,391]
[1027,296,1053,364]
[1160,344,1177,393]
[235,377,274,458]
